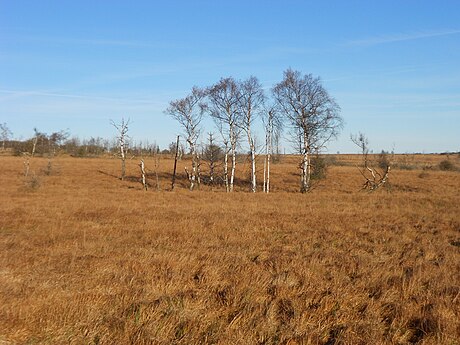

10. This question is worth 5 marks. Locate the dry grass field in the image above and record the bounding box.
[1,154,459,344]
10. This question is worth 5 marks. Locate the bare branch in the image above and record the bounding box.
[351,132,392,191]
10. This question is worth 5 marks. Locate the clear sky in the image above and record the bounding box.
[1,1,459,153]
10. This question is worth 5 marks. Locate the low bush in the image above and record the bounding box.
[378,150,391,170]
[439,160,457,171]
[311,155,328,180]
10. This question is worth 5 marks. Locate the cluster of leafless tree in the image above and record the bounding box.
[166,69,343,193]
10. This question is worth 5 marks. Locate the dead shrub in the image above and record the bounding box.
[24,173,41,190]
[439,159,457,171]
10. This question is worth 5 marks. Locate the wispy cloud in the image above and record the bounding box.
[346,29,460,46]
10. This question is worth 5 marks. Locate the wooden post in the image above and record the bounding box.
[171,135,180,190]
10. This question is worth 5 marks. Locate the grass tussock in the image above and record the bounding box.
[0,155,459,344]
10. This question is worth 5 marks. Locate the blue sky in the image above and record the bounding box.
[1,1,459,153]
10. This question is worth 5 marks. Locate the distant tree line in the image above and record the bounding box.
[0,125,165,158]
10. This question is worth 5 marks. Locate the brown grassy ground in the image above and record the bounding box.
[0,154,459,344]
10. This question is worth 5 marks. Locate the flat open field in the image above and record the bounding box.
[1,154,459,344]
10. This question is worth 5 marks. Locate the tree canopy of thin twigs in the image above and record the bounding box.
[272,69,343,192]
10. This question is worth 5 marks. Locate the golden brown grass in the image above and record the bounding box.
[0,154,459,344]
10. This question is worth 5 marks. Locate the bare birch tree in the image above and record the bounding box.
[273,69,342,193]
[111,118,130,181]
[165,87,206,191]
[0,123,12,151]
[238,76,264,192]
[262,103,282,193]
[207,78,241,192]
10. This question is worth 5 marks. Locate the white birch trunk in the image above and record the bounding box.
[250,144,256,192]
[267,120,273,193]
[230,146,236,192]
[245,120,257,193]
[263,152,267,193]
[120,137,126,180]
[229,125,236,193]
[301,151,307,193]
[301,132,311,193]
[171,135,180,190]
[208,133,215,185]
[190,143,196,191]
[196,153,201,188]
[267,142,271,194]
[210,156,214,184]
[224,142,229,192]
[139,159,147,191]
[31,136,38,157]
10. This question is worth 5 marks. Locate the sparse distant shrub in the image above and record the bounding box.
[439,160,456,171]
[422,164,434,171]
[43,160,53,175]
[41,160,60,175]
[271,153,281,164]
[378,150,390,170]
[25,174,41,190]
[324,155,338,166]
